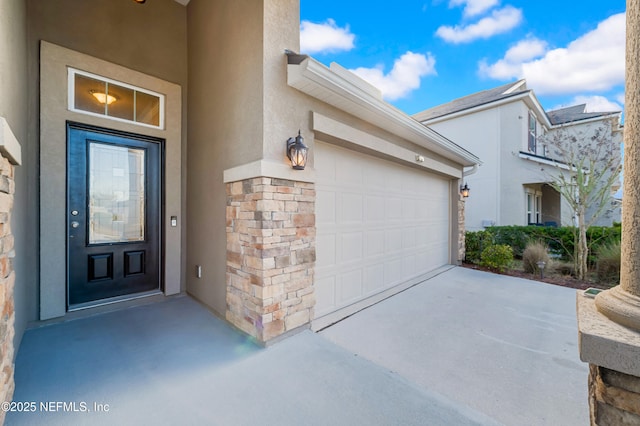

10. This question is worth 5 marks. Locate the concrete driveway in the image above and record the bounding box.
[320,266,588,425]
[6,267,587,425]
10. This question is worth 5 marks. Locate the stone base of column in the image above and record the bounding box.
[589,365,640,425]
[578,291,640,425]
[226,177,316,345]
[595,286,640,332]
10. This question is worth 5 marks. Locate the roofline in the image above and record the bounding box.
[286,53,481,167]
[550,112,623,129]
[420,90,552,129]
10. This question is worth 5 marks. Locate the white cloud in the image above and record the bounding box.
[300,19,355,54]
[479,13,625,96]
[616,93,625,106]
[350,52,437,101]
[572,96,622,113]
[436,6,522,43]
[479,37,548,79]
[449,0,500,18]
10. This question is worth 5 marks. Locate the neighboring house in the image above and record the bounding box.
[413,80,622,231]
[0,0,479,412]
[545,104,623,227]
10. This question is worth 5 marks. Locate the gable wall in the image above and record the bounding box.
[429,109,500,230]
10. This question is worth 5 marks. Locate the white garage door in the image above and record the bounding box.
[314,142,451,328]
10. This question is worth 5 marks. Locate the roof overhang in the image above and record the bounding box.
[551,113,623,131]
[423,90,553,130]
[286,54,481,168]
[519,151,579,172]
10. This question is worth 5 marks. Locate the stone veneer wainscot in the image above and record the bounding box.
[226,177,315,344]
[0,154,15,424]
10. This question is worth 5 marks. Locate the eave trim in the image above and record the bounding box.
[287,55,481,168]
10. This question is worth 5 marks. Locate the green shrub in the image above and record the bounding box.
[523,241,550,274]
[587,227,622,266]
[480,244,514,273]
[596,240,621,285]
[465,231,493,264]
[487,226,531,258]
[468,225,621,263]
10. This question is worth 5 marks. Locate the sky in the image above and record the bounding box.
[300,0,626,116]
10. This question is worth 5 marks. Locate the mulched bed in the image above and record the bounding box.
[461,262,606,291]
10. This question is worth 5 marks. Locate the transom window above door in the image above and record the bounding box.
[68,68,165,129]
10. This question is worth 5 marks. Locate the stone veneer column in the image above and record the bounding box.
[577,1,640,424]
[0,155,15,424]
[226,177,315,344]
[458,198,466,263]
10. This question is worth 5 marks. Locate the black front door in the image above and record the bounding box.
[67,123,162,307]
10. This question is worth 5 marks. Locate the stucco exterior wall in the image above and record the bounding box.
[186,0,268,314]
[429,109,500,231]
[0,0,29,355]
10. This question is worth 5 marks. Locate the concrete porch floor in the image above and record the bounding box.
[6,267,587,425]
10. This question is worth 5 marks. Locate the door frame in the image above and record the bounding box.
[40,42,183,320]
[66,122,165,309]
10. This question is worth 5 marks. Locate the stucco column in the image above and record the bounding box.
[594,0,640,330]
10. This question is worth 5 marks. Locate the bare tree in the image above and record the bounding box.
[540,119,622,280]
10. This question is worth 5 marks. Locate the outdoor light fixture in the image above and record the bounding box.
[286,131,308,170]
[460,183,470,198]
[536,260,546,279]
[90,90,117,105]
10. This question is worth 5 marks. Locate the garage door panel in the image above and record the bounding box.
[365,196,386,222]
[341,192,364,223]
[364,264,385,294]
[317,190,336,225]
[384,258,404,285]
[339,269,363,305]
[386,197,403,220]
[341,232,363,263]
[316,233,336,269]
[315,275,336,316]
[385,230,403,254]
[402,228,416,249]
[315,142,452,325]
[336,159,363,186]
[364,230,384,257]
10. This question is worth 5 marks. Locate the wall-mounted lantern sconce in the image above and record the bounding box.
[460,183,470,198]
[286,131,308,170]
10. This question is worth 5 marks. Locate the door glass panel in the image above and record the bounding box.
[89,142,145,244]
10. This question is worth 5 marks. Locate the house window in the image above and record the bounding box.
[528,112,537,153]
[526,191,542,224]
[68,68,165,129]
